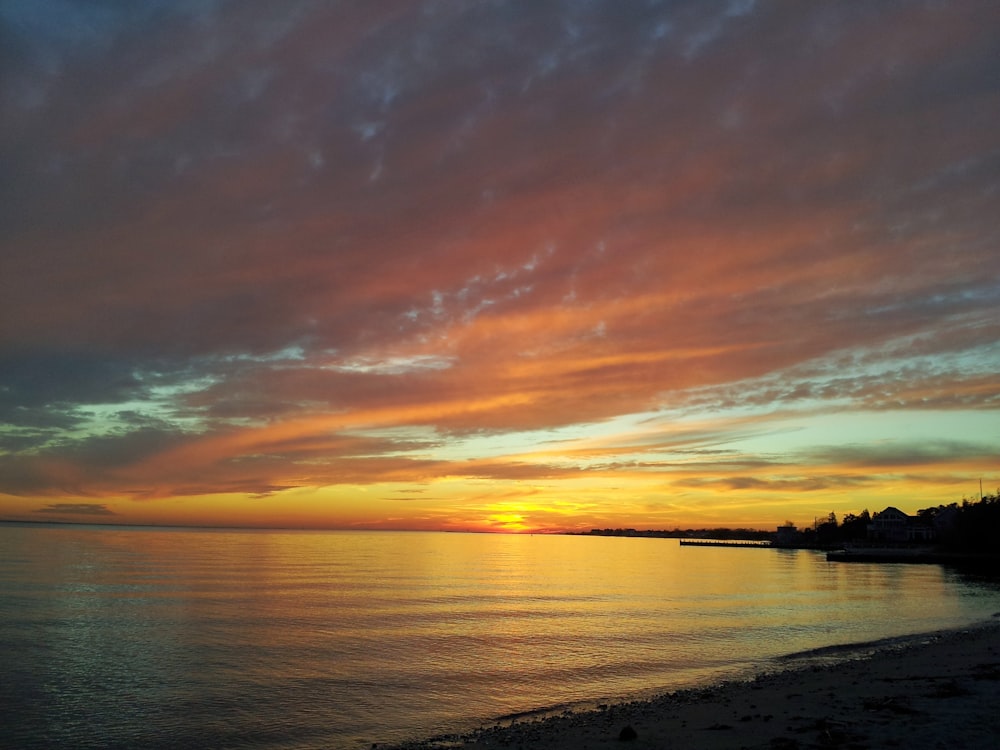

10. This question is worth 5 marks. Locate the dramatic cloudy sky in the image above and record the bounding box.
[1,0,998,531]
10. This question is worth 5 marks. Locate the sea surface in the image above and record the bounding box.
[2,524,999,750]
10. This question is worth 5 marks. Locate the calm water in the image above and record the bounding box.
[2,525,999,749]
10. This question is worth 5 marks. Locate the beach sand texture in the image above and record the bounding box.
[383,618,1000,749]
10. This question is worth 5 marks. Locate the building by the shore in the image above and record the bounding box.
[867,506,936,543]
[774,522,799,547]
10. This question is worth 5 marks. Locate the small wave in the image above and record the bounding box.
[775,619,1000,664]
[492,701,580,723]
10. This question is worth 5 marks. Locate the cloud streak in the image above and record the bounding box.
[34,503,116,517]
[1,1,998,529]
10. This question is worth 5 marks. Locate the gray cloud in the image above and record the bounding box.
[805,440,999,469]
[34,502,115,516]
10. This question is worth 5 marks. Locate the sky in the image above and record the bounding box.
[1,0,998,533]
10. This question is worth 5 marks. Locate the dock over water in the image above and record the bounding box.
[679,539,772,548]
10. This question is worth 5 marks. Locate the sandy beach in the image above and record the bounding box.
[382,617,1000,750]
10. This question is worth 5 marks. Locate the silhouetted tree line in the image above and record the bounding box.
[804,492,1000,551]
[584,492,1000,553]
[795,510,872,547]
[920,491,1000,551]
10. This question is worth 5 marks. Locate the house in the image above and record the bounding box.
[774,523,799,547]
[867,506,935,543]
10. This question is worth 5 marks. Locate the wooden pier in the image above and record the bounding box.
[679,539,772,548]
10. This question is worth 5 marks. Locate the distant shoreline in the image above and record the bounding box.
[5,521,999,566]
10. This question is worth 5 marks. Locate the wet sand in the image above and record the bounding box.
[381,617,1000,749]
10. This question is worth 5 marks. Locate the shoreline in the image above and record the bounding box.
[380,617,1000,749]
